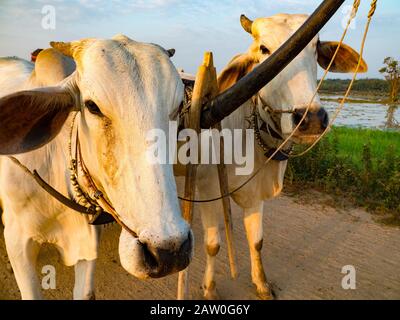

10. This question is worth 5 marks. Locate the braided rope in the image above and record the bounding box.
[352,0,361,19]
[368,0,377,18]
[8,156,35,177]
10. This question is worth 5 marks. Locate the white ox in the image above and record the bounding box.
[195,14,367,299]
[0,35,193,299]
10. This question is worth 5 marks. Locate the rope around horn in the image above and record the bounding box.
[178,0,365,203]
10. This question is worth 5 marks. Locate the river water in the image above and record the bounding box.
[321,94,400,129]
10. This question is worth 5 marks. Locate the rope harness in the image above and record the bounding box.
[177,0,377,203]
[290,0,377,157]
[251,107,293,161]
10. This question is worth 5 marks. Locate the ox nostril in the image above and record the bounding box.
[140,241,160,270]
[293,108,309,131]
[180,231,193,256]
[318,108,329,130]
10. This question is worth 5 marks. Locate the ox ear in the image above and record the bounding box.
[218,54,257,93]
[0,88,75,155]
[317,41,368,73]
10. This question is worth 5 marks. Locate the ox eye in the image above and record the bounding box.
[260,45,270,55]
[84,100,102,115]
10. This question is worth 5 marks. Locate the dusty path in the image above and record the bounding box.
[1,194,399,300]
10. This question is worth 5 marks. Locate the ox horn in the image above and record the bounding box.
[240,14,253,34]
[200,0,346,129]
[50,39,95,61]
[50,41,74,58]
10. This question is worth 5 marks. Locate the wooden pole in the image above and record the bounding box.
[215,122,237,279]
[177,52,216,300]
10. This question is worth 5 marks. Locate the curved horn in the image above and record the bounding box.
[240,14,253,34]
[50,41,74,58]
[50,39,95,62]
[200,0,346,129]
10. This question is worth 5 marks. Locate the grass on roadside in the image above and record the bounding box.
[286,126,400,225]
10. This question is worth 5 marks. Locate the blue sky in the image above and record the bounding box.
[0,0,398,78]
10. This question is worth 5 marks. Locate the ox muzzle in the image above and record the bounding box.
[292,107,329,135]
[140,231,193,278]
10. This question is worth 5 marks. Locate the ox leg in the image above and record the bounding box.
[200,204,221,300]
[244,202,272,300]
[73,259,96,300]
[4,227,42,300]
[197,175,222,300]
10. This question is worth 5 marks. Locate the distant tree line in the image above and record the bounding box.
[320,57,399,102]
[319,78,389,93]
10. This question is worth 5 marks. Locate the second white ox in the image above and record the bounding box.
[195,14,367,300]
[0,35,192,299]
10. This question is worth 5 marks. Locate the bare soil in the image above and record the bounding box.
[1,194,400,300]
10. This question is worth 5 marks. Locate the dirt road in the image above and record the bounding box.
[1,194,399,300]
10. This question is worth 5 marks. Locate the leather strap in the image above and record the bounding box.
[8,156,115,225]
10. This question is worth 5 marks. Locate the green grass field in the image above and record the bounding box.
[327,127,400,167]
[287,126,400,224]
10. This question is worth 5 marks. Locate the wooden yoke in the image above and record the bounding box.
[177,52,237,300]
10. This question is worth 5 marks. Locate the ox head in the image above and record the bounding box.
[0,35,193,279]
[219,14,368,144]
